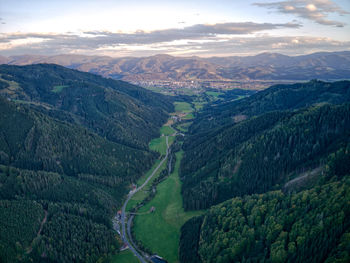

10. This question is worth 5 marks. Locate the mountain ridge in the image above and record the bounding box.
[1,51,350,83]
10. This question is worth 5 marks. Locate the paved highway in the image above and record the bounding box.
[120,136,170,263]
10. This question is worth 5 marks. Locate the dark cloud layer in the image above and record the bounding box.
[254,0,349,27]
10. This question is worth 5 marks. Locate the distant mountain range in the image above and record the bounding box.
[1,51,350,83]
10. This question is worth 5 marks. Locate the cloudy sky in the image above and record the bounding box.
[0,0,350,57]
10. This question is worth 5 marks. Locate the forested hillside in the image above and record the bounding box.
[180,168,350,263]
[0,65,173,262]
[0,64,173,149]
[189,80,350,134]
[0,97,156,180]
[0,165,119,262]
[179,80,350,262]
[181,80,350,210]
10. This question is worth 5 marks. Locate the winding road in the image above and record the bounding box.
[120,136,170,263]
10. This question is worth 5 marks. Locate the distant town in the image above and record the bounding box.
[130,79,300,95]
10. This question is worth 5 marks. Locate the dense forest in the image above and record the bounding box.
[0,64,173,149]
[0,65,173,262]
[180,145,350,263]
[0,164,120,262]
[188,80,350,134]
[179,80,350,262]
[0,97,155,180]
[181,80,350,210]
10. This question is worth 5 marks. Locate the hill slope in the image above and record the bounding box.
[0,65,173,262]
[179,81,350,263]
[180,80,350,210]
[180,167,350,263]
[0,97,154,179]
[0,64,173,149]
[189,80,350,134]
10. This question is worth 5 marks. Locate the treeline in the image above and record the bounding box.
[180,153,350,262]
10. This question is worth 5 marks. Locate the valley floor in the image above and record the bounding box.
[133,151,203,263]
[111,101,202,263]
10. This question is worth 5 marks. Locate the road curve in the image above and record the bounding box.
[120,136,170,263]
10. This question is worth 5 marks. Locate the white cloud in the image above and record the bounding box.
[254,0,349,27]
[0,21,301,55]
[1,33,349,57]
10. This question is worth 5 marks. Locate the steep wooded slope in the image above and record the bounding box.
[181,81,350,210]
[0,64,173,149]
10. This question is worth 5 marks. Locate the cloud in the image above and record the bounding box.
[146,35,350,57]
[0,21,301,56]
[1,32,349,57]
[0,21,300,45]
[0,21,348,57]
[80,21,301,44]
[254,0,349,27]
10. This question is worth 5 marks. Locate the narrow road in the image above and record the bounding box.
[120,136,170,263]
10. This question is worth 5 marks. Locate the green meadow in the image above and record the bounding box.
[133,151,203,263]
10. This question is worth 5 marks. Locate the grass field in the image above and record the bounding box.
[149,136,175,155]
[128,123,175,211]
[52,85,68,93]
[149,136,167,155]
[206,91,223,97]
[109,249,139,263]
[176,122,192,132]
[160,125,175,136]
[174,102,193,113]
[150,124,176,155]
[183,113,194,120]
[135,160,161,186]
[126,159,167,211]
[133,151,203,263]
[193,101,205,110]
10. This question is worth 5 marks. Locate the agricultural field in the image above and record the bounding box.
[127,123,175,211]
[160,125,176,136]
[176,122,192,132]
[205,91,223,97]
[126,159,167,212]
[174,102,193,113]
[149,136,168,155]
[183,113,194,120]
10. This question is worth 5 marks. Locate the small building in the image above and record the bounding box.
[120,243,129,251]
[150,206,156,213]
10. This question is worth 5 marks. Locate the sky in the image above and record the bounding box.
[0,0,350,57]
